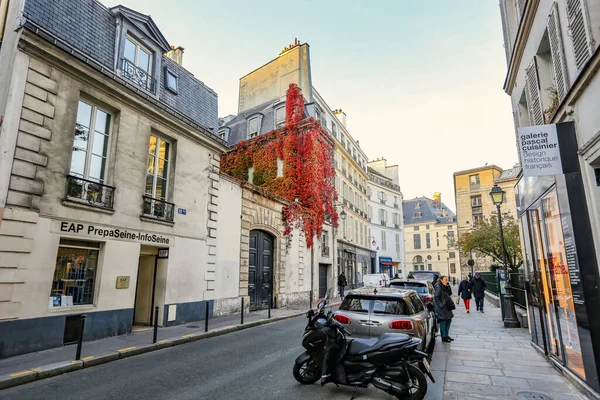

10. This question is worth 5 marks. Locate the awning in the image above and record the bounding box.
[379,262,393,266]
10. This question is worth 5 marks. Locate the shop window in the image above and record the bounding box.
[50,239,100,307]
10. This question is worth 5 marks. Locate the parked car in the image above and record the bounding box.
[388,279,434,308]
[333,288,435,352]
[407,271,441,285]
[362,273,389,288]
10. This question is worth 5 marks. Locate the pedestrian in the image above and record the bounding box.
[434,275,455,343]
[472,272,487,313]
[393,272,399,280]
[338,272,347,298]
[458,275,472,313]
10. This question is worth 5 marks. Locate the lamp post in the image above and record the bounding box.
[340,208,347,239]
[489,184,520,328]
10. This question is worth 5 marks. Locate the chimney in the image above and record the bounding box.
[433,192,442,208]
[166,46,185,66]
[333,109,346,127]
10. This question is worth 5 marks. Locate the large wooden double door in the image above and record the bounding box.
[249,230,274,310]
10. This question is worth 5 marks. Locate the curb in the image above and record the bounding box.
[0,311,305,391]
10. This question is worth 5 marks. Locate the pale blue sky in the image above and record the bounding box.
[105,0,518,209]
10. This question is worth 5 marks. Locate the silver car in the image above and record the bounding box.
[333,288,434,351]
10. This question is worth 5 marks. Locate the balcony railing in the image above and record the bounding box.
[142,196,175,222]
[65,175,115,210]
[322,246,330,257]
[380,220,386,226]
[121,59,154,92]
[394,223,400,229]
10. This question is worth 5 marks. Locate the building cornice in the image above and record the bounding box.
[503,0,540,95]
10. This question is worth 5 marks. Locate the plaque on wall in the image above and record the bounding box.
[116,276,130,289]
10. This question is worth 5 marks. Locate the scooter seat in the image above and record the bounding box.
[347,333,412,356]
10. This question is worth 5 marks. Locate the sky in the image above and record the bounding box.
[105,0,518,210]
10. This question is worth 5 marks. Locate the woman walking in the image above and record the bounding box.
[434,275,455,343]
[458,275,472,313]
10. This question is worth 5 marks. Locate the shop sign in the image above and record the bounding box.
[561,216,584,305]
[116,276,130,289]
[518,124,562,177]
[379,257,393,262]
[158,249,169,259]
[50,220,174,247]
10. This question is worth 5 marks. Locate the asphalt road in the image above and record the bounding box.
[1,316,443,400]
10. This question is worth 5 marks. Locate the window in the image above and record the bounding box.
[368,205,372,219]
[413,212,422,218]
[0,0,10,42]
[426,232,431,249]
[218,129,228,142]
[396,233,400,252]
[469,174,480,188]
[415,202,421,209]
[248,117,259,138]
[146,135,170,200]
[122,35,153,90]
[426,225,430,229]
[71,100,111,183]
[165,69,178,93]
[315,110,321,125]
[471,195,482,207]
[525,59,544,125]
[381,231,387,250]
[449,252,456,259]
[410,294,425,313]
[332,123,337,138]
[276,158,284,177]
[473,214,484,224]
[414,226,420,231]
[450,263,456,274]
[360,224,364,246]
[321,231,329,256]
[50,239,100,307]
[354,220,358,243]
[437,254,440,261]
[547,3,569,101]
[379,209,387,225]
[413,234,421,250]
[275,107,286,128]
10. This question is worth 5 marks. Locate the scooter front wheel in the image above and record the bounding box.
[293,358,321,385]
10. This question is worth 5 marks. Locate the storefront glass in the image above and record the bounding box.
[541,190,586,379]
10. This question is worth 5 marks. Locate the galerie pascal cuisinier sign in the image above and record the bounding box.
[518,124,562,177]
[51,220,174,246]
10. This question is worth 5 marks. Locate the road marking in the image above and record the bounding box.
[118,347,137,352]
[9,370,34,377]
[82,356,94,361]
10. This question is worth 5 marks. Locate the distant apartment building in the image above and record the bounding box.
[499,0,600,394]
[367,158,405,279]
[402,195,458,281]
[220,39,375,291]
[453,165,519,271]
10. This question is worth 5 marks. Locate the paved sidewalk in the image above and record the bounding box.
[0,303,314,377]
[437,303,584,400]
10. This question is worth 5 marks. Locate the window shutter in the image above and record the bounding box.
[566,0,594,70]
[548,3,570,101]
[525,58,545,125]
[500,1,512,63]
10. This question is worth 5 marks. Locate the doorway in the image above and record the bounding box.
[318,264,329,298]
[249,230,274,310]
[133,255,155,329]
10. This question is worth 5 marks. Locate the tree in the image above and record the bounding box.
[457,212,522,272]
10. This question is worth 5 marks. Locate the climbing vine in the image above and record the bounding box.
[220,84,338,247]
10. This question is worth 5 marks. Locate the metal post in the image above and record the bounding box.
[153,306,159,344]
[268,294,271,319]
[205,302,209,333]
[241,297,244,324]
[274,296,277,309]
[497,205,520,328]
[75,314,86,360]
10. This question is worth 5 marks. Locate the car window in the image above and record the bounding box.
[410,294,425,313]
[410,273,433,280]
[389,283,428,293]
[339,296,370,313]
[372,297,415,315]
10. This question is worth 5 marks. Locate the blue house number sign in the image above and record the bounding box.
[178,208,186,215]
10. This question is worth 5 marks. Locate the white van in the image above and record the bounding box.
[362,273,389,288]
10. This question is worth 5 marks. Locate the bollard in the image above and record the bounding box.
[75,314,86,360]
[274,296,277,309]
[268,295,271,319]
[241,297,244,324]
[205,302,209,333]
[153,306,159,344]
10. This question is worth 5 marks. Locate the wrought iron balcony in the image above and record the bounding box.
[142,196,175,222]
[121,59,154,92]
[65,175,115,210]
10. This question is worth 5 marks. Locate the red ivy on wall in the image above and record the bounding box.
[220,84,338,247]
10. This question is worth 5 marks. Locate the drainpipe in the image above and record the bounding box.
[310,245,314,307]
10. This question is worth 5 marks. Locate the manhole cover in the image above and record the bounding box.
[516,392,552,400]
[186,325,200,328]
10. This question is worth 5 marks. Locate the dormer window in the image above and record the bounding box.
[415,202,421,209]
[275,107,286,128]
[414,212,422,218]
[218,129,229,142]
[165,69,178,94]
[122,35,154,91]
[248,117,259,139]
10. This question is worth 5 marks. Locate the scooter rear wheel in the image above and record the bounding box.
[393,364,428,400]
[293,358,321,385]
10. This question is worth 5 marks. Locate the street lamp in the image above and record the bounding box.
[340,208,347,239]
[368,236,376,247]
[489,184,520,328]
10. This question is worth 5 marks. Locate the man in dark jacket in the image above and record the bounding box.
[338,273,348,298]
[434,275,454,342]
[472,272,487,313]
